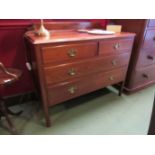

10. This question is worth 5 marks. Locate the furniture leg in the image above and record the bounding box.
[43,106,51,127]
[45,113,51,127]
[0,101,17,134]
[0,98,22,116]
[119,81,125,96]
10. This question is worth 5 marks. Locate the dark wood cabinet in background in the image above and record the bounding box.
[112,19,155,93]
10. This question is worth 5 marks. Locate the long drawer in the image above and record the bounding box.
[99,38,133,56]
[47,67,127,106]
[44,52,130,85]
[137,49,155,67]
[132,64,155,87]
[41,41,98,64]
[142,29,155,50]
[148,20,155,27]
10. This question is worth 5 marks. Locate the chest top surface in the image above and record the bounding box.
[25,30,135,45]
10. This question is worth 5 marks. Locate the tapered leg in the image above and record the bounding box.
[119,81,125,96]
[45,117,51,127]
[33,88,51,127]
[44,107,51,127]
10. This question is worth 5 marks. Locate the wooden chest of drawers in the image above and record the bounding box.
[113,19,155,92]
[25,29,135,127]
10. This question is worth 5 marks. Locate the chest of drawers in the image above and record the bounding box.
[113,19,155,92]
[25,29,135,127]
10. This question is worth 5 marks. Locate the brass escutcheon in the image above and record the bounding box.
[68,48,77,57]
[113,43,120,50]
[68,86,77,94]
[68,68,76,76]
[112,60,117,66]
[109,76,114,81]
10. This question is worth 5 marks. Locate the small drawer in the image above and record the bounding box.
[41,41,98,64]
[44,52,130,85]
[132,64,155,87]
[47,67,127,106]
[99,38,134,56]
[148,20,155,27]
[143,29,155,49]
[137,49,155,67]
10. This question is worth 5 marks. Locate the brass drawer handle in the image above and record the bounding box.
[68,68,76,76]
[111,60,117,66]
[147,55,154,60]
[109,76,114,81]
[113,43,120,50]
[67,48,77,57]
[68,86,77,94]
[142,73,149,79]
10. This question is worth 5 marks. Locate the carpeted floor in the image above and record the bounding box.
[0,85,154,135]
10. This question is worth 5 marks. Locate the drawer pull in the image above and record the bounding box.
[113,43,120,50]
[68,68,76,76]
[109,76,114,81]
[68,49,77,57]
[147,55,154,60]
[68,86,77,94]
[142,73,149,79]
[112,60,117,66]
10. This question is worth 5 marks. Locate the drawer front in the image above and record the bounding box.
[143,29,155,49]
[148,20,155,27]
[137,49,155,67]
[41,42,98,64]
[44,52,130,85]
[47,67,127,106]
[132,64,155,87]
[99,38,133,56]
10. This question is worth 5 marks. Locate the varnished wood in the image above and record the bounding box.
[33,45,51,127]
[142,29,155,49]
[41,41,98,64]
[44,52,130,85]
[148,20,155,27]
[128,64,155,89]
[25,30,134,45]
[0,68,22,86]
[137,49,155,67]
[47,67,127,106]
[99,38,134,56]
[112,19,155,93]
[25,23,135,127]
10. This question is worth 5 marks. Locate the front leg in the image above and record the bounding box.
[119,81,125,96]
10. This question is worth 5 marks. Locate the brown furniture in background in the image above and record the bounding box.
[112,19,155,93]
[25,22,135,127]
[0,62,22,134]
